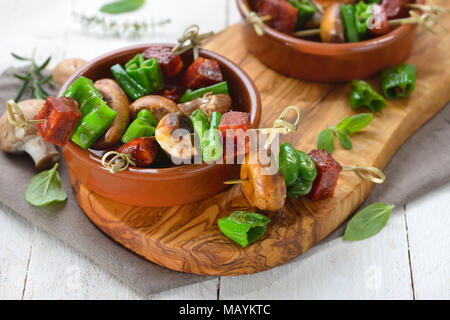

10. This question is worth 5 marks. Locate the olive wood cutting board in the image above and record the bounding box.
[71,21,450,276]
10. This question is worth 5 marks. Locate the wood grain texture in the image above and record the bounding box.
[71,18,450,276]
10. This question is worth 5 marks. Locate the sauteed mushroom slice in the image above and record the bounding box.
[155,112,199,163]
[178,93,231,117]
[91,79,130,150]
[320,3,346,43]
[129,95,179,122]
[241,151,286,212]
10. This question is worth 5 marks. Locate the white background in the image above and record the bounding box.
[0,0,448,299]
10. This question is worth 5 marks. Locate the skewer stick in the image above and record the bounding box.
[101,151,136,174]
[293,4,450,39]
[172,25,215,60]
[239,2,271,36]
[224,165,386,185]
[6,99,44,129]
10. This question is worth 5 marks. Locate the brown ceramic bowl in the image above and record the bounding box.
[237,0,417,82]
[59,44,261,207]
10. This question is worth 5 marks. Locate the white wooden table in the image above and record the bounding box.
[0,0,448,300]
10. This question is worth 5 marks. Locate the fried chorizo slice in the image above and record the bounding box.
[307,149,342,201]
[116,137,158,167]
[143,46,183,77]
[183,57,223,89]
[241,150,286,211]
[34,96,82,146]
[218,111,251,158]
[258,0,298,34]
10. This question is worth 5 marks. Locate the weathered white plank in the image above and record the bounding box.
[405,183,450,300]
[22,226,144,300]
[0,204,34,300]
[219,206,413,299]
[151,279,219,300]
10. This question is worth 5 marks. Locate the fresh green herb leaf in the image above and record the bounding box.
[344,203,394,241]
[11,52,29,61]
[100,0,145,14]
[25,163,67,207]
[336,130,353,149]
[336,116,350,133]
[344,113,373,134]
[317,128,335,154]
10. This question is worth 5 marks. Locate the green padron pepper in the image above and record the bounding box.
[279,143,317,198]
[349,80,387,112]
[341,4,359,42]
[380,63,417,99]
[288,0,316,29]
[64,76,117,149]
[125,54,163,95]
[110,64,147,100]
[202,111,223,163]
[180,81,229,103]
[354,1,373,40]
[121,109,157,144]
[218,211,271,247]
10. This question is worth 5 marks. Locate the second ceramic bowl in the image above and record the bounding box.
[237,0,417,82]
[60,44,261,207]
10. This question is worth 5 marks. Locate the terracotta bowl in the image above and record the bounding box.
[59,44,261,207]
[236,0,417,82]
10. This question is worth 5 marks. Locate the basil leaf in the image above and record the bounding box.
[100,0,145,14]
[344,113,373,134]
[336,116,351,133]
[344,203,394,241]
[317,128,335,154]
[25,163,67,207]
[336,130,352,149]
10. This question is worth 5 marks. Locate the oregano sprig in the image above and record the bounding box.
[317,113,373,154]
[11,51,56,101]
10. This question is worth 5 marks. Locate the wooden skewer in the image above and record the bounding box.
[239,2,271,36]
[6,99,44,129]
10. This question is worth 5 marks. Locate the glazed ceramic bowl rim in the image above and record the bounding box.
[237,0,416,55]
[59,43,261,179]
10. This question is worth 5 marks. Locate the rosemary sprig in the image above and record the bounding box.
[11,51,56,101]
[72,12,171,38]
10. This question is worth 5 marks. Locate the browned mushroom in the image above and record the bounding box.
[52,58,87,87]
[155,112,199,164]
[177,93,231,117]
[90,79,130,150]
[240,151,286,212]
[320,3,346,43]
[129,95,179,121]
[0,99,59,170]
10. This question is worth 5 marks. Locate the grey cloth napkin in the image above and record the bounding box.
[0,67,449,297]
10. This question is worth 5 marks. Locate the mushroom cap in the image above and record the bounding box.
[0,99,45,153]
[52,58,87,87]
[129,95,179,121]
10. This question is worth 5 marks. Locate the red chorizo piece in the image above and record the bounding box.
[308,149,342,201]
[258,0,298,34]
[218,111,251,158]
[368,4,390,37]
[116,137,158,167]
[382,0,412,19]
[143,46,183,77]
[34,96,82,146]
[183,57,223,89]
[162,86,183,103]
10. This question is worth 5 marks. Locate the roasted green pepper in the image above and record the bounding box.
[380,63,417,99]
[279,143,317,198]
[202,111,223,163]
[349,80,387,112]
[64,76,118,149]
[354,1,373,40]
[341,4,359,42]
[190,109,210,142]
[70,104,117,149]
[218,211,271,247]
[63,76,103,115]
[110,64,147,100]
[180,81,229,103]
[125,54,163,95]
[288,0,316,29]
[121,109,157,144]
